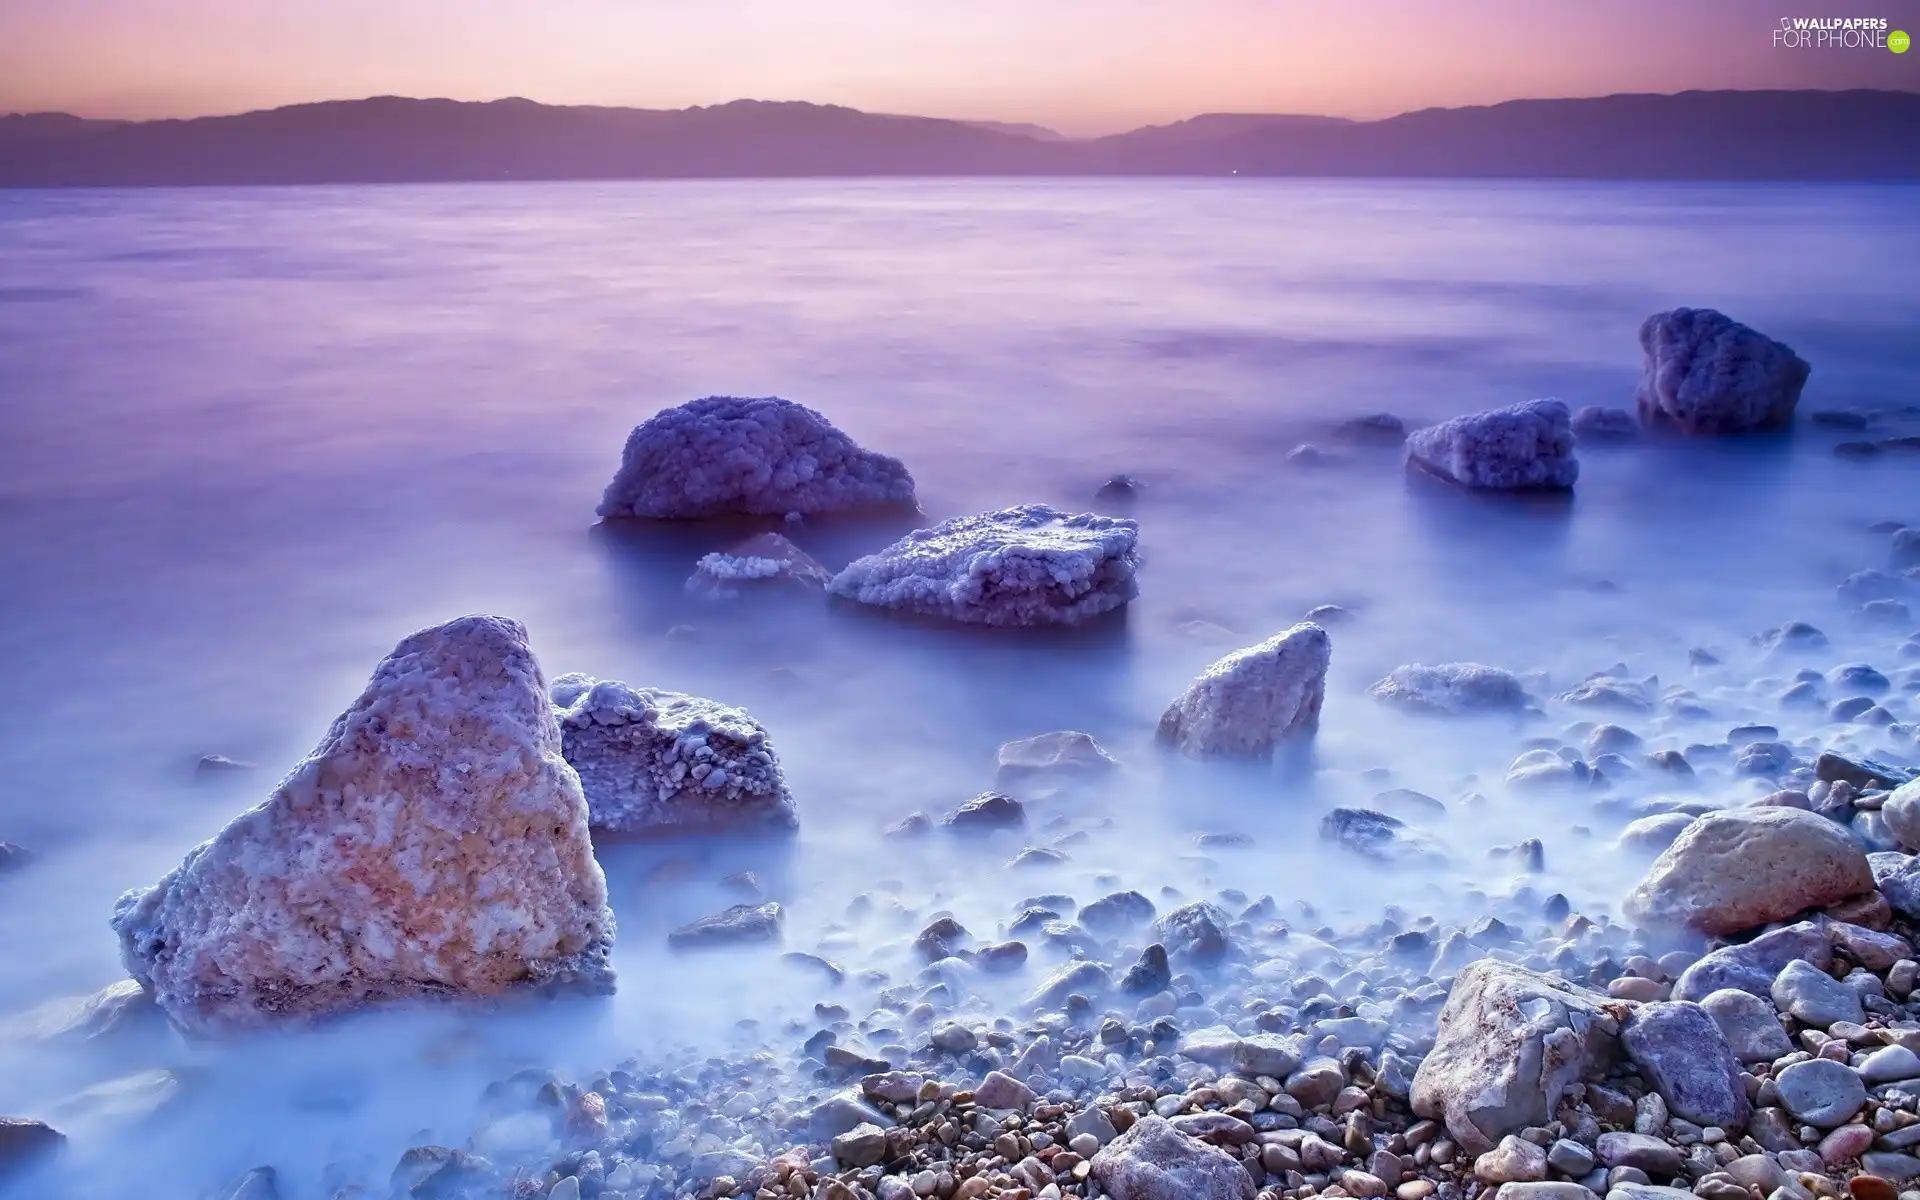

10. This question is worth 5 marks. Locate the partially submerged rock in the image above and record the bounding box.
[1623,807,1874,937]
[668,903,783,950]
[1410,960,1624,1156]
[995,731,1119,787]
[0,1117,66,1179]
[1635,309,1810,434]
[1571,406,1639,440]
[550,675,796,836]
[1333,412,1408,443]
[684,533,831,602]
[827,504,1140,627]
[109,616,615,1034]
[0,842,30,875]
[1156,623,1330,760]
[1368,663,1533,716]
[1406,399,1578,491]
[597,396,915,519]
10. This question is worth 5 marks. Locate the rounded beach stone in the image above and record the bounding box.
[1622,806,1873,936]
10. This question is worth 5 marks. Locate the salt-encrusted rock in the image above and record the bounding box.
[1410,959,1624,1156]
[684,533,831,601]
[1635,309,1810,434]
[110,616,615,1034]
[1619,1002,1749,1129]
[1622,807,1874,937]
[1699,988,1794,1063]
[1406,399,1579,491]
[1556,676,1655,713]
[1368,663,1533,716]
[995,731,1120,786]
[1672,921,1832,1002]
[1156,624,1330,759]
[550,675,795,836]
[827,504,1139,627]
[1572,406,1639,440]
[596,396,914,519]
[1089,1114,1257,1200]
[0,1117,65,1178]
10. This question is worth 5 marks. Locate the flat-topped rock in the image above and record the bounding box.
[110,616,615,1034]
[1406,399,1578,491]
[1623,807,1873,937]
[995,731,1120,786]
[1635,309,1809,434]
[1369,663,1533,716]
[550,675,796,836]
[684,533,831,601]
[828,504,1140,627]
[597,395,914,519]
[1157,623,1330,760]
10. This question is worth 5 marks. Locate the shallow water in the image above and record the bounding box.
[0,178,1917,1196]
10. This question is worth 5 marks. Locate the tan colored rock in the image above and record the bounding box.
[1622,807,1872,937]
[110,615,615,1034]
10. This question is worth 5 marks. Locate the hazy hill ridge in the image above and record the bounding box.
[1,90,1915,186]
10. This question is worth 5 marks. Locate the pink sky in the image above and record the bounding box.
[3,0,1917,135]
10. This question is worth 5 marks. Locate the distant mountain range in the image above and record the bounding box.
[1,89,1916,187]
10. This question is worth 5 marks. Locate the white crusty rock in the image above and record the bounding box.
[1410,960,1625,1156]
[1156,624,1330,760]
[1368,663,1533,716]
[1089,1114,1257,1200]
[1635,308,1810,434]
[684,532,831,601]
[1406,399,1578,491]
[1622,806,1873,937]
[551,675,796,836]
[827,504,1140,627]
[110,616,615,1034]
[597,396,915,519]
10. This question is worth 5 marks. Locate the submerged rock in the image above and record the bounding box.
[1571,406,1639,440]
[1623,807,1873,937]
[684,532,831,601]
[1156,623,1330,760]
[1089,1114,1257,1200]
[0,842,30,875]
[596,395,914,519]
[550,675,796,836]
[943,791,1026,833]
[1405,399,1578,491]
[1333,412,1408,443]
[828,504,1140,627]
[109,616,615,1034]
[1368,663,1533,716]
[1152,902,1235,966]
[1409,959,1623,1156]
[1635,308,1810,434]
[995,731,1120,786]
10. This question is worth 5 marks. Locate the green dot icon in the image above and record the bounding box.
[1893,29,1912,53]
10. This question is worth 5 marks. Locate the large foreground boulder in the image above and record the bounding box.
[828,504,1140,627]
[1406,400,1578,491]
[684,533,831,601]
[550,675,795,836]
[1157,624,1330,760]
[1089,1114,1256,1200]
[1368,663,1533,716]
[1622,807,1873,937]
[110,616,615,1034]
[1635,309,1810,434]
[1410,960,1624,1156]
[597,396,915,519]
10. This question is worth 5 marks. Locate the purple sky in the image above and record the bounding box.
[3,0,1917,134]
